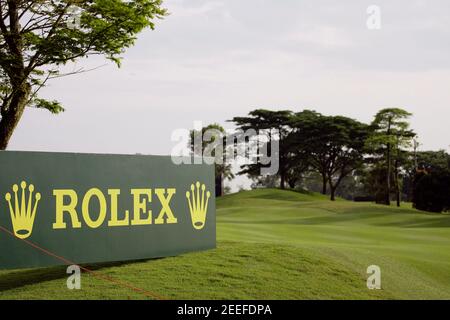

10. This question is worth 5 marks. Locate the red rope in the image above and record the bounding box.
[0,225,167,300]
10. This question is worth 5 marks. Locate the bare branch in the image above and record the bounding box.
[25,63,108,106]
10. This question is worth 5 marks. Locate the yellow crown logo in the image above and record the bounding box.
[186,182,211,230]
[5,181,41,239]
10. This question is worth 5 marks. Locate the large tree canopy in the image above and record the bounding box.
[0,0,167,149]
[231,109,293,189]
[366,108,415,206]
[189,123,234,197]
[290,111,369,201]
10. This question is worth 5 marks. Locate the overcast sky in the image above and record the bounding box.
[8,0,450,187]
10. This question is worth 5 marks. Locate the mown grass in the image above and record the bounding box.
[1,188,450,299]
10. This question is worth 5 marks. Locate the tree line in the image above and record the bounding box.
[192,108,450,213]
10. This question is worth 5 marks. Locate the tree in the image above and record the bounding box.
[415,150,450,172]
[290,111,369,201]
[298,171,324,194]
[189,123,234,197]
[288,110,327,194]
[414,169,450,213]
[0,0,167,149]
[231,109,293,189]
[404,150,450,206]
[250,174,279,189]
[367,108,415,206]
[392,133,415,206]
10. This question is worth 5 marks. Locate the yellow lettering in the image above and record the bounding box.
[154,188,177,224]
[82,188,107,228]
[108,189,129,227]
[130,189,152,225]
[53,190,81,229]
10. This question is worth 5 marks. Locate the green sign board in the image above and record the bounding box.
[0,151,216,269]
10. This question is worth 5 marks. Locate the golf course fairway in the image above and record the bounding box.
[1,188,449,300]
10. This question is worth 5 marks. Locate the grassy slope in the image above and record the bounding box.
[1,189,450,299]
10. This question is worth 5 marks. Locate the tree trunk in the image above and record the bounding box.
[386,146,391,206]
[321,174,327,195]
[395,159,401,207]
[0,83,31,150]
[279,161,285,189]
[330,187,336,201]
[215,173,223,197]
[288,178,296,189]
[328,176,339,201]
